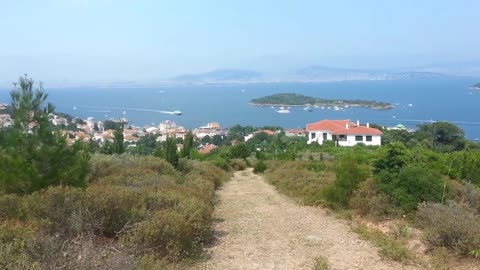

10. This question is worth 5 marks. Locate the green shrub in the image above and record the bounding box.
[377,166,444,213]
[448,180,480,214]
[88,154,178,182]
[0,221,41,270]
[22,186,90,237]
[266,161,334,205]
[350,179,393,218]
[123,209,198,260]
[86,185,145,237]
[416,202,480,255]
[210,157,231,172]
[231,159,246,171]
[0,194,23,220]
[322,158,369,208]
[253,160,267,174]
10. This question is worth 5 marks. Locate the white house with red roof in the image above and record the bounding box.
[306,119,382,146]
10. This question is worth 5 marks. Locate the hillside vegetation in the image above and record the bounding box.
[250,93,393,109]
[0,155,228,269]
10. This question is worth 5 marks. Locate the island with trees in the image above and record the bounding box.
[249,93,394,110]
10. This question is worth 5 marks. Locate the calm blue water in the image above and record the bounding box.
[1,79,480,139]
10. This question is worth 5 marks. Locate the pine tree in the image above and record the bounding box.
[112,121,124,154]
[165,136,179,168]
[181,131,194,158]
[0,75,89,193]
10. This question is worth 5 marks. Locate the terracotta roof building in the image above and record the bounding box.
[306,119,382,146]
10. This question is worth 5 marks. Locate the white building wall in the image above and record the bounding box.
[308,131,381,146]
[307,131,333,144]
[337,135,381,146]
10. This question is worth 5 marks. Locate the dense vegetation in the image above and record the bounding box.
[250,93,393,109]
[262,133,480,260]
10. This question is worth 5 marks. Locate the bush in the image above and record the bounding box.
[322,158,369,208]
[0,194,23,220]
[416,202,480,255]
[350,179,393,218]
[123,209,198,260]
[210,157,231,172]
[253,160,267,174]
[230,159,246,171]
[86,185,145,237]
[0,221,40,270]
[265,161,334,205]
[377,166,444,213]
[22,186,91,237]
[448,180,480,215]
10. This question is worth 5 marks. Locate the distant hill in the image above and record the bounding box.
[386,72,447,80]
[472,83,480,89]
[171,66,450,85]
[295,66,380,81]
[174,69,262,83]
[294,66,448,81]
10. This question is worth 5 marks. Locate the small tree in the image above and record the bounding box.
[373,142,411,174]
[165,136,179,168]
[229,142,250,160]
[181,131,194,158]
[0,75,89,193]
[112,122,124,154]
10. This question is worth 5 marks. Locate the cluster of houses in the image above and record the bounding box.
[0,102,413,151]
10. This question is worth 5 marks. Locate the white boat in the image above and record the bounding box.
[73,106,77,110]
[408,104,413,107]
[304,106,313,112]
[276,109,290,114]
[334,106,340,111]
[321,106,325,109]
[270,106,274,109]
[173,110,182,115]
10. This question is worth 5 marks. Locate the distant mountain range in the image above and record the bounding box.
[172,66,451,84]
[173,69,262,83]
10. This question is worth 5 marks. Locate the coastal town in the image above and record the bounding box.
[0,102,419,153]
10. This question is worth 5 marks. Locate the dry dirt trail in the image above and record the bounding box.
[194,169,422,270]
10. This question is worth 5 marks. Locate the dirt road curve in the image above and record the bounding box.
[194,169,421,270]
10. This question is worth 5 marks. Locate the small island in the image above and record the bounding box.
[249,93,394,110]
[471,83,480,90]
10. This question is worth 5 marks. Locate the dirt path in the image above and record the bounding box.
[195,169,422,270]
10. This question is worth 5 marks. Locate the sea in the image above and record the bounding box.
[1,78,480,139]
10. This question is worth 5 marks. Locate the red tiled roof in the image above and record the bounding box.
[306,120,382,136]
[199,144,217,154]
[253,129,276,136]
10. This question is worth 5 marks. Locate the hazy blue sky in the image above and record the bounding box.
[1,0,479,84]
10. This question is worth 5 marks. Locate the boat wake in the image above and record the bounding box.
[77,105,181,116]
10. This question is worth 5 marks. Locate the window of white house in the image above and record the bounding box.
[366,136,372,142]
[311,133,316,139]
[355,135,363,141]
[338,135,347,141]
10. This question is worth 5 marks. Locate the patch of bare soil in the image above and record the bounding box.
[193,169,423,270]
